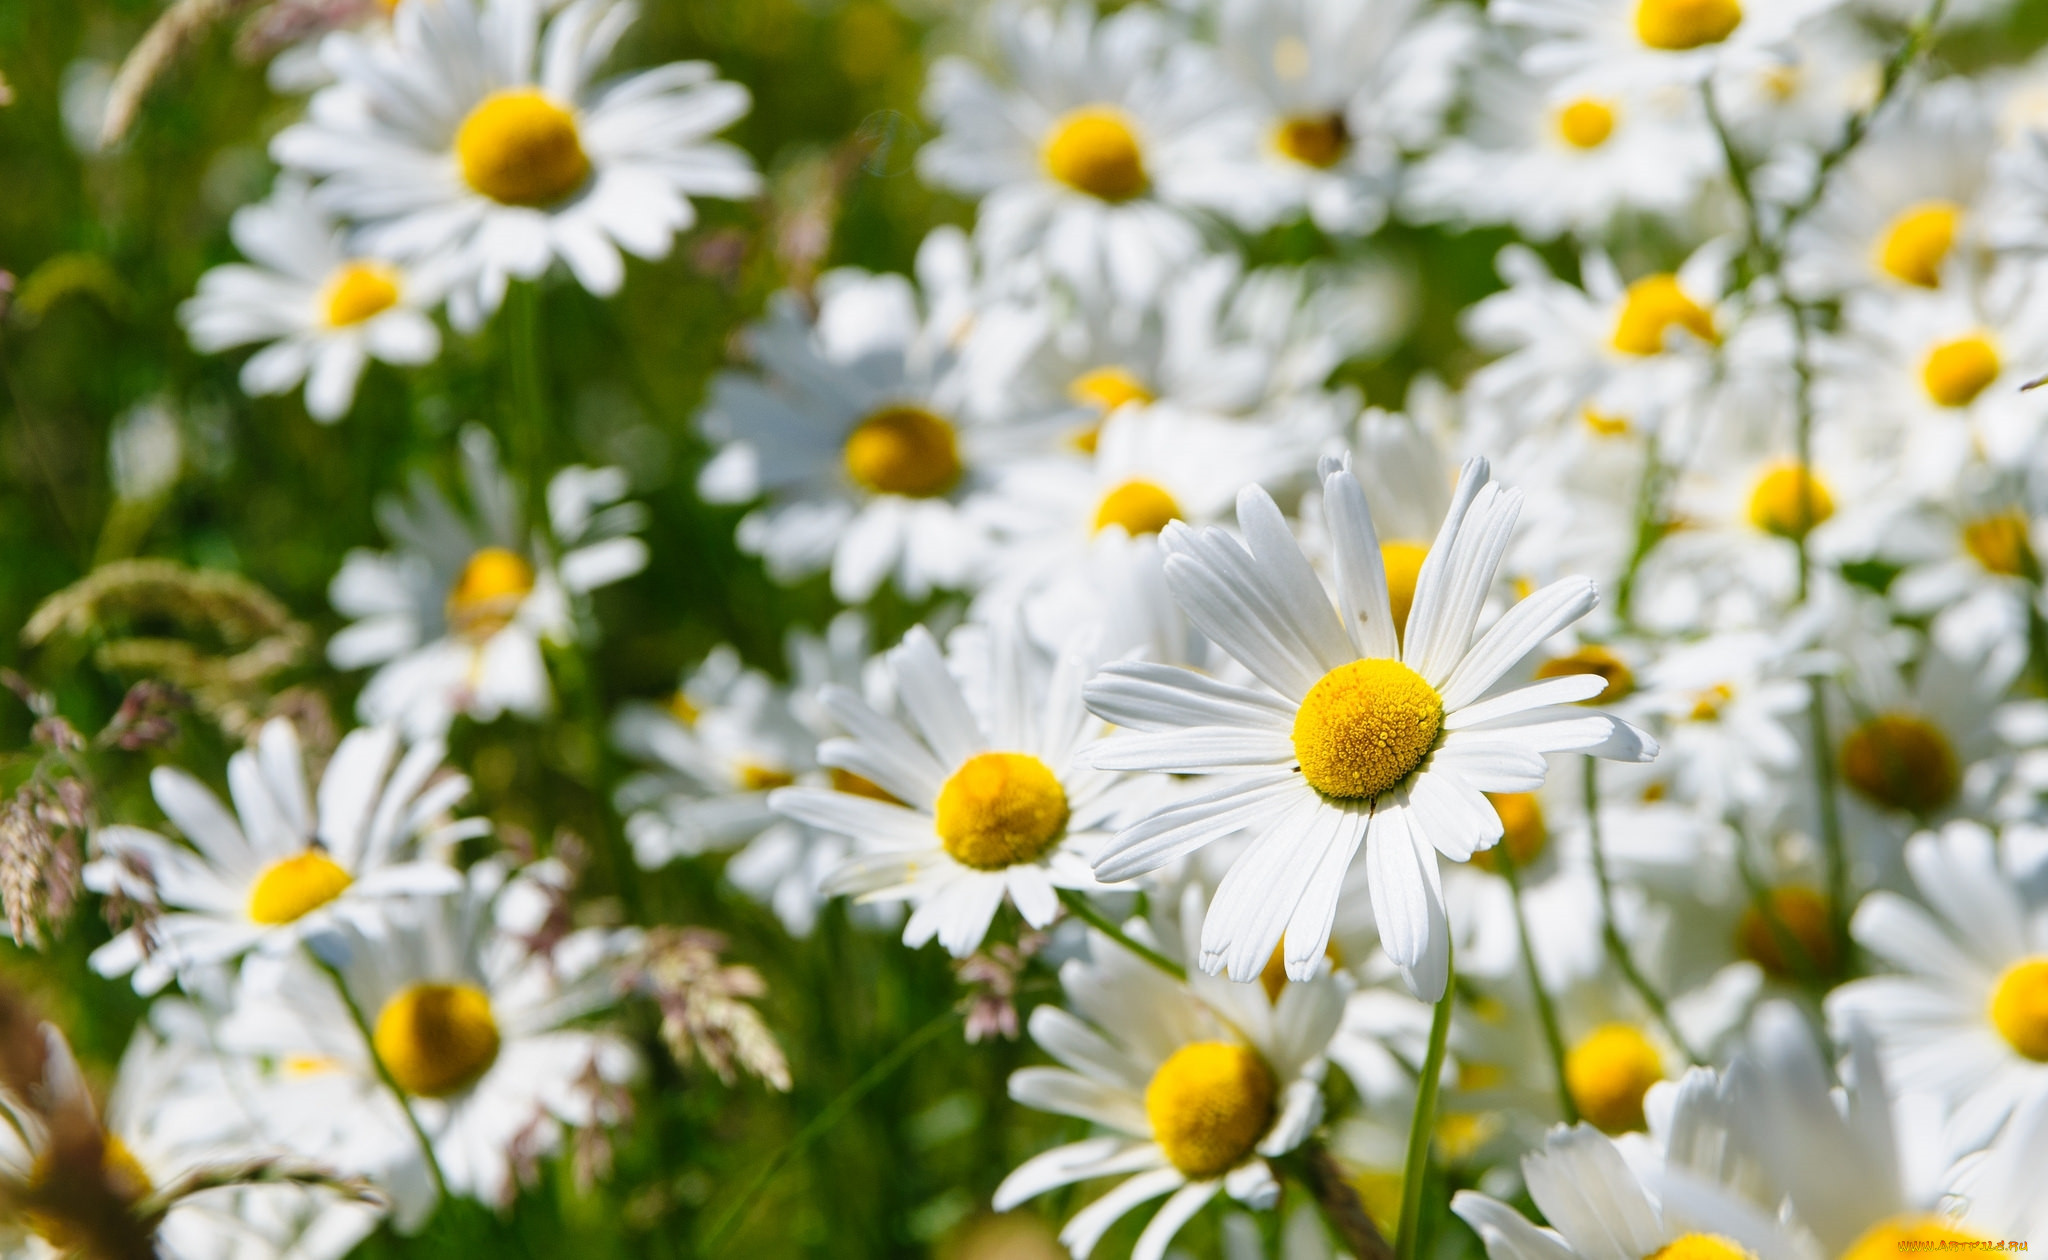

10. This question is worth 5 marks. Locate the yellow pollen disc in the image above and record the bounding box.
[1736,885,1837,979]
[1634,0,1742,51]
[1922,335,2001,408]
[1471,792,1547,872]
[1613,274,1718,356]
[456,89,591,207]
[1555,98,1617,150]
[1380,540,1430,639]
[1068,365,1155,415]
[1747,462,1834,540]
[1582,406,1632,437]
[447,546,535,640]
[738,762,796,792]
[934,752,1069,870]
[27,1135,154,1247]
[1965,510,2036,578]
[1533,645,1635,703]
[1645,1235,1756,1260]
[1291,659,1443,801]
[843,405,962,498]
[1689,682,1734,722]
[321,261,401,328]
[247,851,353,925]
[372,982,501,1098]
[1839,712,1959,815]
[831,766,900,803]
[667,691,701,727]
[1564,1023,1662,1134]
[1274,112,1350,168]
[1093,479,1182,537]
[1989,957,2048,1061]
[1842,1218,1987,1260]
[1043,106,1148,203]
[1257,939,1342,1002]
[1144,1042,1276,1179]
[1876,201,1962,289]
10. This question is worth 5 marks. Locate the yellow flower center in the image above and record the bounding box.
[1273,113,1350,168]
[1689,682,1734,722]
[831,766,900,803]
[1988,957,2048,1061]
[1922,335,2001,409]
[1043,106,1149,203]
[1470,792,1547,872]
[1634,0,1743,50]
[1612,274,1718,356]
[1144,1042,1277,1179]
[737,763,796,792]
[1555,99,1617,150]
[1747,462,1834,539]
[27,1135,154,1248]
[1533,645,1635,703]
[1068,366,1155,415]
[1735,885,1837,979]
[1839,712,1959,815]
[247,850,353,925]
[321,261,401,328]
[1842,1219,1986,1260]
[934,752,1069,870]
[1876,201,1962,289]
[456,89,592,208]
[1964,510,2036,578]
[1582,406,1632,437]
[372,982,502,1098]
[1291,659,1443,801]
[447,546,536,640]
[1380,540,1430,639]
[1646,1235,1755,1260]
[667,691,701,727]
[1564,1023,1662,1134]
[842,405,963,498]
[1092,479,1182,537]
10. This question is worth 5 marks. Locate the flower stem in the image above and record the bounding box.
[1495,847,1578,1124]
[307,951,450,1206]
[702,1007,959,1253]
[1395,943,1452,1260]
[1056,887,1186,982]
[506,280,550,515]
[1581,759,1703,1065]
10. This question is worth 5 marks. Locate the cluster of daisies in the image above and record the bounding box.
[30,0,2048,1254]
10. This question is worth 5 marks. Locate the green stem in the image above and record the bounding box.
[1495,848,1578,1123]
[1057,887,1187,982]
[506,281,549,515]
[1395,944,1452,1260]
[1582,760,1704,1066]
[702,1007,959,1253]
[308,951,450,1205]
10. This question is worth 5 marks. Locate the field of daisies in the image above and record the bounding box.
[8,0,2048,1256]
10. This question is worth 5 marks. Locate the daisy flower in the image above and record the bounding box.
[990,905,1343,1260]
[225,861,641,1219]
[1884,462,2046,662]
[696,257,1021,603]
[327,426,648,738]
[916,2,1230,302]
[272,0,759,330]
[1493,0,1848,92]
[1826,820,2048,1140]
[83,718,474,996]
[1621,629,1810,818]
[180,178,441,423]
[770,618,1123,958]
[1083,459,1656,1001]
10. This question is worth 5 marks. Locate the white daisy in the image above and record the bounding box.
[1493,0,1848,93]
[179,178,441,423]
[916,1,1230,302]
[1826,819,2048,1140]
[83,718,474,996]
[990,903,1343,1260]
[1883,461,2046,663]
[770,618,1123,958]
[1083,458,1656,1001]
[272,0,759,330]
[327,426,647,738]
